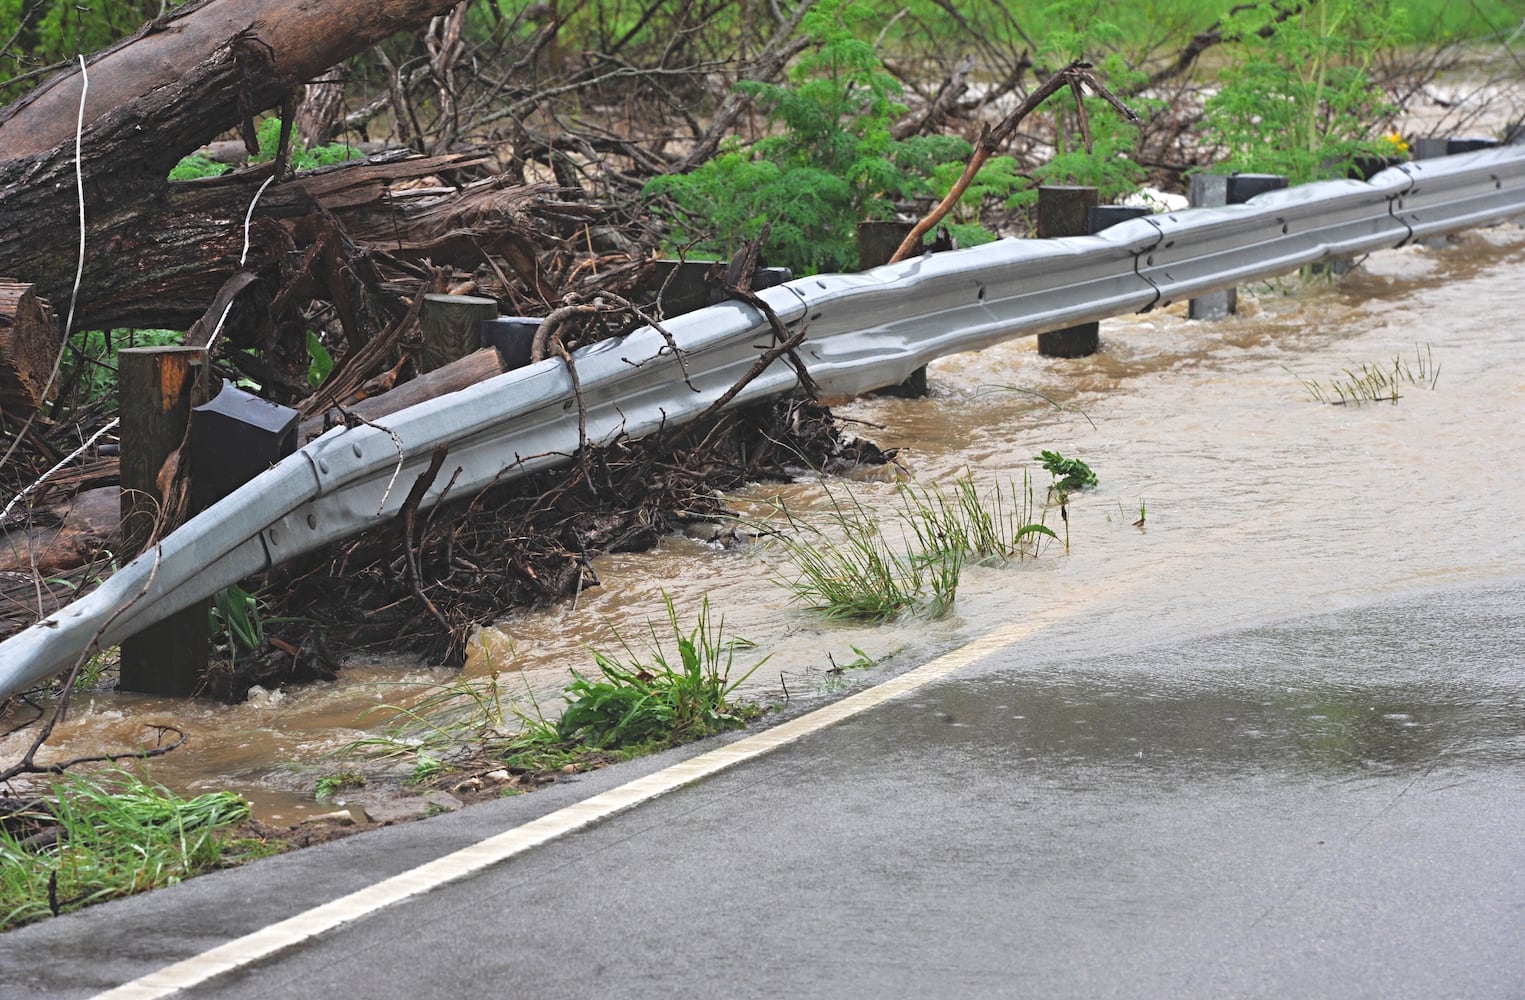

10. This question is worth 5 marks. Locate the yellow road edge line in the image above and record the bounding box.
[96,617,1043,999]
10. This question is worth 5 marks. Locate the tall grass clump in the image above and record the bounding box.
[556,595,766,749]
[768,471,1056,623]
[344,596,768,777]
[1287,344,1440,405]
[0,770,258,931]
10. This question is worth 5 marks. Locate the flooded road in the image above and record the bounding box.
[5,224,1522,823]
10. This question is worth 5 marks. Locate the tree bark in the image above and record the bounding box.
[0,0,465,331]
[0,280,60,415]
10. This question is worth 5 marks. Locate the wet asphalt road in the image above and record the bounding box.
[3,576,1522,999]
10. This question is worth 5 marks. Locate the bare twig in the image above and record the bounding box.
[890,61,1140,264]
[332,405,407,515]
[0,418,119,526]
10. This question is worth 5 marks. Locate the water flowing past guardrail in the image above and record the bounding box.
[3,145,1524,695]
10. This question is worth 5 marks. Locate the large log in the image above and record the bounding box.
[0,279,60,415]
[0,0,465,332]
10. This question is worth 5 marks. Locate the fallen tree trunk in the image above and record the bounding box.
[0,280,60,415]
[0,0,465,334]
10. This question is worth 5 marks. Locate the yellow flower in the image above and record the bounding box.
[1381,131,1410,157]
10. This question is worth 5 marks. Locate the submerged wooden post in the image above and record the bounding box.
[858,220,927,397]
[420,293,498,373]
[1036,185,1100,357]
[118,345,208,696]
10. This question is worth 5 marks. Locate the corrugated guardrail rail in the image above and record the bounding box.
[4,145,1525,694]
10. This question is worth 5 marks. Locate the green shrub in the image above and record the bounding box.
[62,328,182,403]
[1201,0,1409,183]
[644,0,1010,274]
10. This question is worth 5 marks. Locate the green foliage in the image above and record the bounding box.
[248,117,364,171]
[644,0,991,274]
[211,584,264,654]
[0,0,165,102]
[62,328,182,404]
[306,331,335,388]
[343,600,768,777]
[1201,0,1409,183]
[0,769,256,930]
[167,153,231,181]
[314,772,366,801]
[1035,450,1097,493]
[555,596,765,749]
[1015,2,1151,208]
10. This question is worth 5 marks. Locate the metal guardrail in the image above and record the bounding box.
[3,145,1524,694]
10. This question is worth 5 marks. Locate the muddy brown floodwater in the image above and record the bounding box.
[5,224,1523,825]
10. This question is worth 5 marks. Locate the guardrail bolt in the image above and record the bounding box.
[858,220,928,396]
[1189,173,1287,319]
[421,293,499,373]
[118,345,209,696]
[1036,185,1101,357]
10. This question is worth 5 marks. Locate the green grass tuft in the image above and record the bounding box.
[0,770,260,931]
[766,470,1055,623]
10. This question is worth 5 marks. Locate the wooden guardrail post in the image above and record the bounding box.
[421,293,498,373]
[1036,185,1100,357]
[118,345,208,696]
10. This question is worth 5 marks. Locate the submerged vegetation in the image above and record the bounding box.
[1035,451,1098,495]
[765,471,1057,622]
[1288,344,1441,404]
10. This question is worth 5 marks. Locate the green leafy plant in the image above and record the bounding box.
[61,328,182,403]
[643,0,998,274]
[306,331,336,388]
[1008,0,1152,209]
[1201,0,1409,183]
[211,584,264,654]
[167,153,231,181]
[556,595,766,750]
[249,117,364,171]
[1035,450,1097,493]
[343,601,769,778]
[0,769,260,931]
